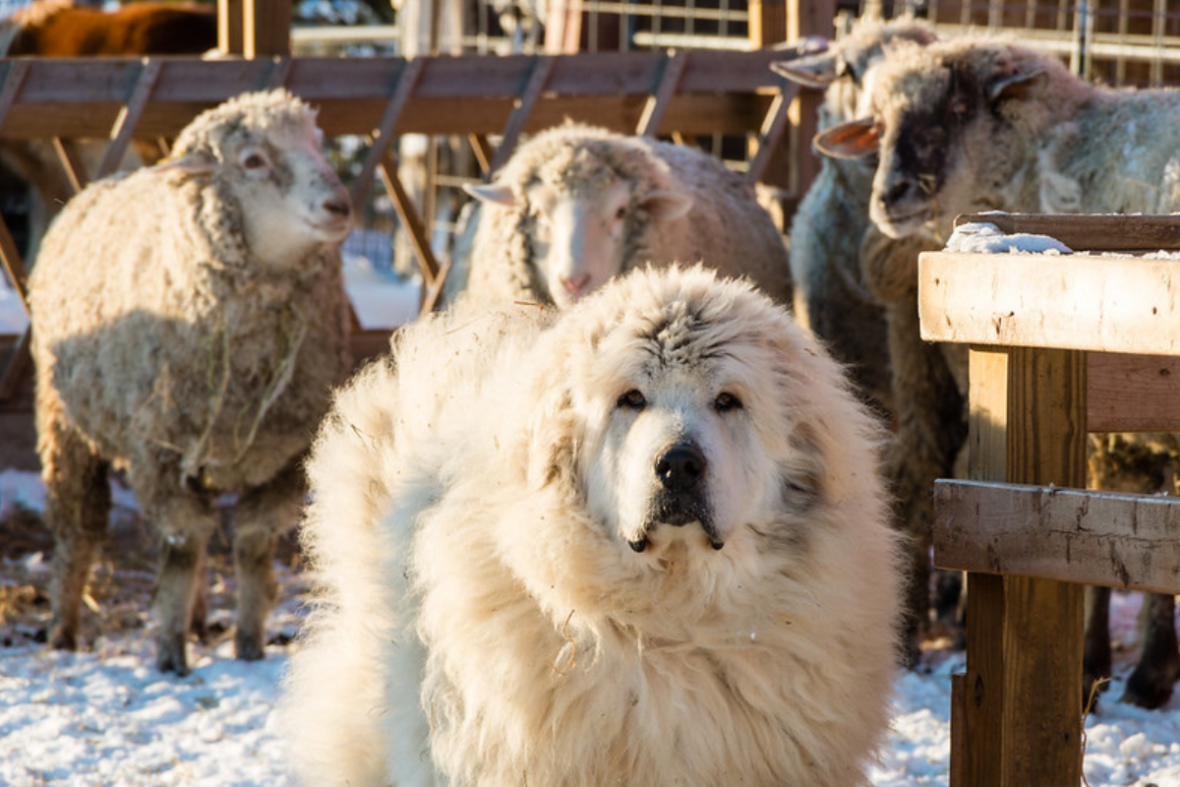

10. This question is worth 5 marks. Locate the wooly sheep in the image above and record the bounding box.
[280,264,902,787]
[458,122,791,308]
[28,88,354,676]
[818,36,1180,706]
[775,17,966,662]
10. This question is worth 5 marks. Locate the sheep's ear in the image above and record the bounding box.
[987,68,1047,103]
[771,52,838,89]
[464,182,517,207]
[641,190,694,221]
[813,118,879,159]
[152,150,216,177]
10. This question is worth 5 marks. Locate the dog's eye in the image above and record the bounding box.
[714,392,742,412]
[617,389,646,410]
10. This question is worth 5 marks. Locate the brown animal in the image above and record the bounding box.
[0,0,216,56]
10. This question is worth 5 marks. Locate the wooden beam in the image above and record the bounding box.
[377,149,440,289]
[957,347,1085,787]
[636,51,687,138]
[935,479,1180,594]
[919,251,1180,355]
[218,0,244,55]
[51,138,90,194]
[955,212,1180,251]
[744,82,799,185]
[1087,352,1180,432]
[487,55,555,175]
[352,58,425,210]
[98,58,163,179]
[244,0,291,57]
[785,0,833,198]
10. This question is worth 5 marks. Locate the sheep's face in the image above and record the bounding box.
[224,123,352,268]
[467,172,692,308]
[812,45,1049,241]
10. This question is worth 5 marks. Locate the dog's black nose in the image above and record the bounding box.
[655,443,707,492]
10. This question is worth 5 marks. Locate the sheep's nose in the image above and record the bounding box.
[561,274,590,295]
[323,193,352,219]
[655,443,707,493]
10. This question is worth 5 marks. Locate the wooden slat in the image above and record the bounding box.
[51,137,89,194]
[636,51,688,137]
[0,61,30,128]
[351,58,424,210]
[958,347,1085,787]
[377,148,439,289]
[487,55,555,175]
[935,479,1180,595]
[919,251,1180,355]
[1087,352,1180,432]
[98,58,163,179]
[468,133,493,174]
[955,212,1180,251]
[744,83,799,185]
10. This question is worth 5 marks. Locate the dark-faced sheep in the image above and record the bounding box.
[774,18,967,664]
[458,122,791,308]
[28,89,354,676]
[819,36,1180,707]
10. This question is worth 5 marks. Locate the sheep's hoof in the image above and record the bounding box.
[156,633,190,677]
[1121,661,1179,710]
[47,626,77,651]
[234,630,266,662]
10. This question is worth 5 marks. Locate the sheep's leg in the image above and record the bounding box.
[883,294,967,666]
[189,547,210,642]
[42,425,111,651]
[232,462,303,661]
[1083,585,1113,707]
[149,493,215,676]
[1121,593,1180,709]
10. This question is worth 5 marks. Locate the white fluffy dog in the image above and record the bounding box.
[280,265,903,787]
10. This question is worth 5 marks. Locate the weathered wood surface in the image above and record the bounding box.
[1087,352,1180,432]
[934,479,1180,595]
[919,251,1180,355]
[0,51,792,140]
[955,212,1180,251]
[957,347,1086,787]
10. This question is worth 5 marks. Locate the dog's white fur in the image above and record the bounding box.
[280,265,903,787]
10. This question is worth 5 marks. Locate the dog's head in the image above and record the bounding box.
[523,265,868,562]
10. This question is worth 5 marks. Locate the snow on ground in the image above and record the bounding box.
[2,467,1179,786]
[2,239,1179,786]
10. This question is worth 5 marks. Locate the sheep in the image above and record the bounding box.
[774,17,966,665]
[458,122,791,308]
[27,89,354,676]
[816,36,1180,707]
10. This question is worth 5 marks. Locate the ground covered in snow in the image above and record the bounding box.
[2,466,1179,787]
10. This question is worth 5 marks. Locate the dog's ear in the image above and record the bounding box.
[523,356,582,493]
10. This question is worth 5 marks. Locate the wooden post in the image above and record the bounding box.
[957,347,1086,787]
[243,0,291,57]
[783,0,833,200]
[218,0,244,56]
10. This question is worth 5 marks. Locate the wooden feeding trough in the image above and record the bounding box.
[919,213,1180,787]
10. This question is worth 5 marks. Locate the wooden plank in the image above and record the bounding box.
[919,251,1180,355]
[351,58,423,210]
[786,0,834,198]
[244,0,291,57]
[636,51,687,138]
[934,479,1180,594]
[377,149,439,287]
[217,0,244,55]
[0,61,30,129]
[744,83,799,185]
[1087,352,1180,432]
[98,59,163,179]
[949,673,966,787]
[52,138,90,194]
[468,133,493,175]
[955,212,1180,251]
[487,56,555,175]
[959,347,1085,787]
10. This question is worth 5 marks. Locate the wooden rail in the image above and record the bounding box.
[919,213,1180,787]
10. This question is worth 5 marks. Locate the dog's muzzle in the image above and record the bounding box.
[628,442,722,553]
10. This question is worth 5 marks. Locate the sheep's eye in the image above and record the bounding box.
[617,389,646,410]
[242,152,268,170]
[714,392,742,412]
